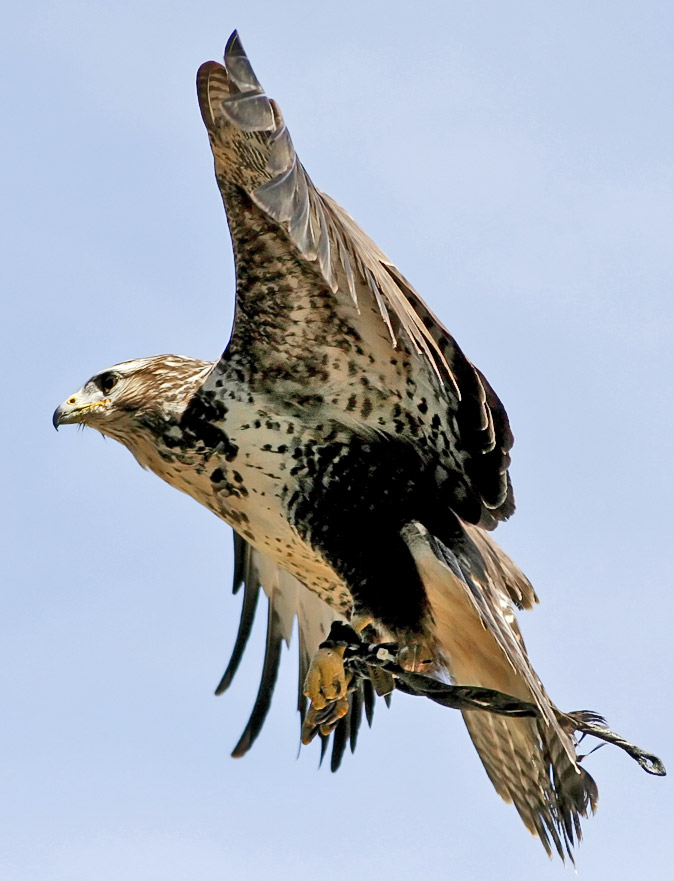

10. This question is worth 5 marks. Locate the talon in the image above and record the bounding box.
[301,695,350,744]
[302,644,351,744]
[303,645,349,708]
[319,698,350,736]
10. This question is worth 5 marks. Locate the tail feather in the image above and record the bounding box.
[401,520,598,860]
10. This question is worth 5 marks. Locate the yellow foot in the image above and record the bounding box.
[301,645,351,744]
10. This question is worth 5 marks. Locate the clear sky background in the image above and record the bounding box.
[3,2,673,879]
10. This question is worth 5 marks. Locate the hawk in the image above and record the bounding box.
[53,32,662,860]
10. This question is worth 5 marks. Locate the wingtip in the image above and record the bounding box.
[230,734,251,759]
[196,59,220,79]
[213,672,231,696]
[225,29,242,58]
[196,32,241,80]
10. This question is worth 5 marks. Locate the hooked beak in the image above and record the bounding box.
[52,396,79,430]
[52,404,65,430]
[52,394,110,429]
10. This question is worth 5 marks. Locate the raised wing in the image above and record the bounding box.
[216,532,382,770]
[196,31,514,529]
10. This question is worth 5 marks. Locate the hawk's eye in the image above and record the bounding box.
[99,373,119,395]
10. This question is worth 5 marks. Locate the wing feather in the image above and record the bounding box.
[197,31,514,526]
[219,531,378,766]
[230,602,284,758]
[401,521,597,860]
[214,533,260,695]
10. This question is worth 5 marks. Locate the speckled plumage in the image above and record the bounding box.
[54,32,606,860]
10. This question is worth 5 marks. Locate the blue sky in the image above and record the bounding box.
[3,2,673,879]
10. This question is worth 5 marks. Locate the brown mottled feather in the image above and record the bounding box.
[197,32,513,528]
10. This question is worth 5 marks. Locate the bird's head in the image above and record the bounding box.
[53,355,214,443]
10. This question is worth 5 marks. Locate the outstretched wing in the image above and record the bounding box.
[216,531,381,770]
[196,31,513,529]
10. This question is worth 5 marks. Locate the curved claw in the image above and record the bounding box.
[303,645,349,709]
[302,644,352,744]
[301,696,350,744]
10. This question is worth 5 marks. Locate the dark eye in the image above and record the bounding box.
[99,372,119,395]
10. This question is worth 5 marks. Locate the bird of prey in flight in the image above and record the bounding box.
[53,31,663,861]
